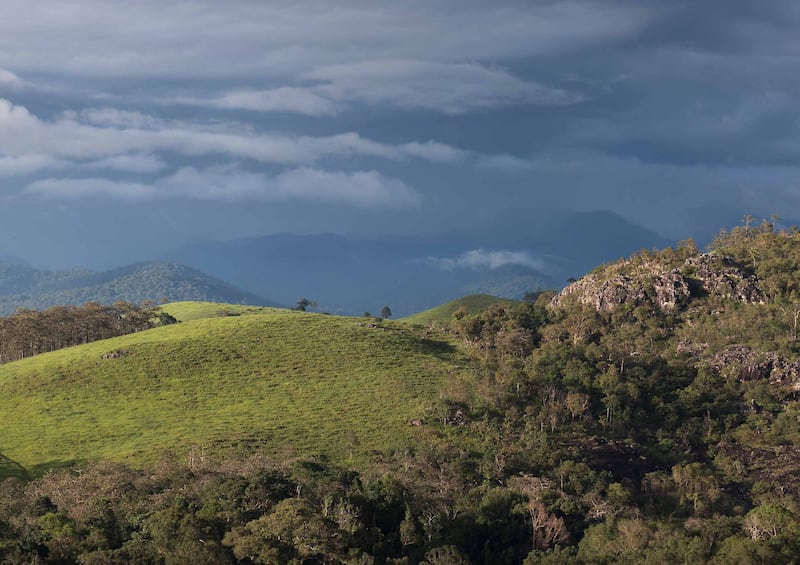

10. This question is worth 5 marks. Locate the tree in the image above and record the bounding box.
[381,306,392,319]
[157,311,179,326]
[295,298,317,312]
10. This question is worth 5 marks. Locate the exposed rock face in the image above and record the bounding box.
[707,346,800,390]
[551,253,764,313]
[552,268,690,313]
[684,254,764,304]
[653,271,692,311]
[101,349,130,360]
[554,274,645,313]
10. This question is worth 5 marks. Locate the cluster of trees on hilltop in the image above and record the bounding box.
[0,302,169,363]
[409,220,800,562]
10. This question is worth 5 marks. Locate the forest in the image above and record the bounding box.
[0,302,169,364]
[2,220,800,563]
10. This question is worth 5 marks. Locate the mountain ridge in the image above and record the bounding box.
[0,260,274,315]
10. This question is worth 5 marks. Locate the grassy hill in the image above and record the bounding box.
[401,293,518,325]
[0,309,468,475]
[0,261,274,315]
[161,300,280,322]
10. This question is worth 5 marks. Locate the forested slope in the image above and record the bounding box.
[0,261,273,314]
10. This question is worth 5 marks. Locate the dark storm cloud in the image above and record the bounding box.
[0,0,798,266]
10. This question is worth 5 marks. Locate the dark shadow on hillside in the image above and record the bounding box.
[382,324,458,357]
[24,459,81,480]
[0,452,31,481]
[414,337,456,356]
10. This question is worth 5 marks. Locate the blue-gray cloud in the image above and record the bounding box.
[426,249,553,274]
[0,0,798,268]
[25,166,422,209]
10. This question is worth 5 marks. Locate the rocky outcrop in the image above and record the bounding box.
[653,271,692,311]
[707,346,800,390]
[553,274,645,313]
[101,349,130,360]
[684,254,764,304]
[552,267,691,313]
[551,253,764,313]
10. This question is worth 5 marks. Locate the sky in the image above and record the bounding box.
[0,0,799,268]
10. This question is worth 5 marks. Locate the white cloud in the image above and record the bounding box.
[174,87,339,116]
[171,60,583,116]
[0,68,22,86]
[26,178,157,200]
[429,249,550,272]
[157,167,274,201]
[0,99,465,166]
[477,154,585,173]
[76,108,168,129]
[305,60,583,114]
[0,154,67,176]
[83,154,166,173]
[270,167,420,209]
[23,166,421,209]
[478,155,537,172]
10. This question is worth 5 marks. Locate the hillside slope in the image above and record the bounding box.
[402,293,518,325]
[0,310,467,473]
[161,301,280,322]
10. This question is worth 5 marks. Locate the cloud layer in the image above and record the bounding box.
[25,166,421,209]
[0,1,799,268]
[176,60,584,116]
[0,100,465,165]
[429,249,550,273]
[0,1,650,78]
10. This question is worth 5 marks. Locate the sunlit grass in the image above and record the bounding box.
[0,309,470,474]
[401,294,517,325]
[161,300,284,322]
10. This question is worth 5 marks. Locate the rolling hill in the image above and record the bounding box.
[401,293,518,325]
[6,221,800,563]
[0,308,469,474]
[161,300,279,322]
[0,261,273,315]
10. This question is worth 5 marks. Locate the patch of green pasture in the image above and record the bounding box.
[0,311,467,474]
[161,300,284,322]
[401,294,518,325]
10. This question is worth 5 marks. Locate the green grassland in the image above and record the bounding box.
[162,300,281,322]
[401,293,518,325]
[0,309,470,475]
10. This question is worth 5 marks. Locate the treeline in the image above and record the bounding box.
[0,453,538,564]
[0,302,166,363]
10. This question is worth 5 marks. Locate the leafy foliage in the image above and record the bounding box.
[0,301,160,364]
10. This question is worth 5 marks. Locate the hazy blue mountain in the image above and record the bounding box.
[0,261,274,315]
[164,209,674,316]
[0,254,31,268]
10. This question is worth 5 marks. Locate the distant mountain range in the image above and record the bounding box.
[0,209,679,316]
[0,261,273,315]
[164,209,674,316]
